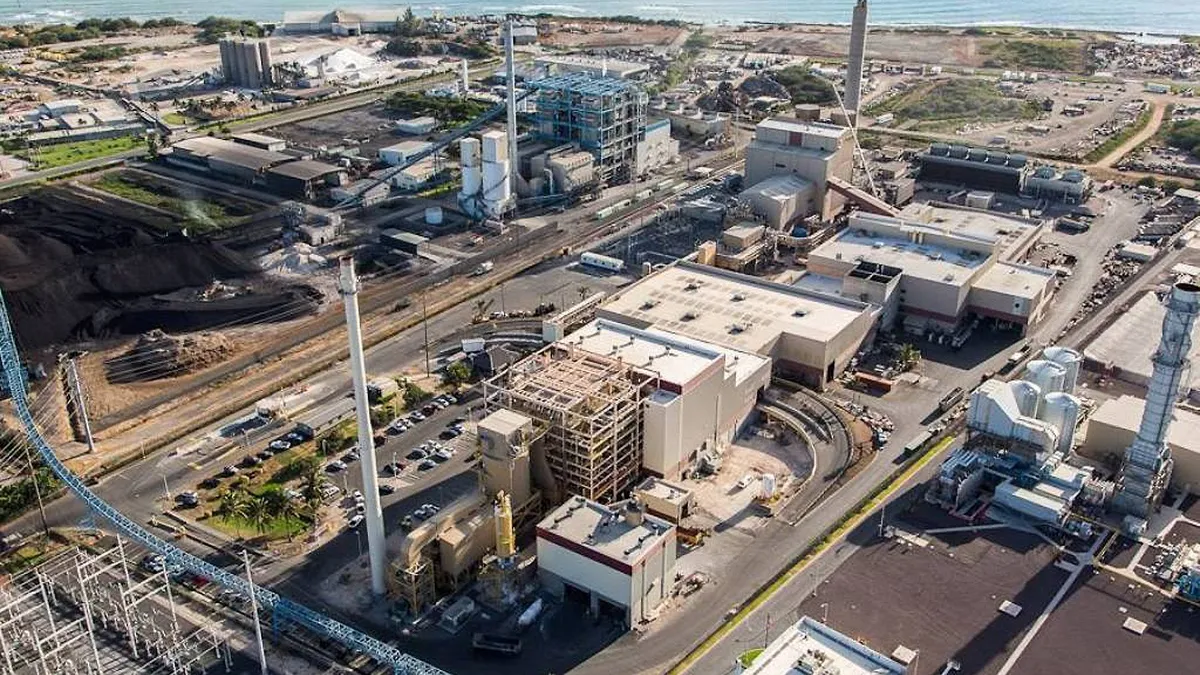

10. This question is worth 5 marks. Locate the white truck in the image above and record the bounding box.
[472,261,494,276]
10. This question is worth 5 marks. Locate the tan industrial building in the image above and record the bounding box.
[536,497,676,626]
[598,261,878,389]
[805,204,1054,334]
[743,118,855,222]
[559,319,771,480]
[1080,395,1200,493]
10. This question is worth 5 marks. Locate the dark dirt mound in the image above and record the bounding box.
[0,188,302,350]
[104,329,235,383]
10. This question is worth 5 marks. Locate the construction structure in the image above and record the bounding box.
[339,257,387,596]
[219,36,273,89]
[484,343,645,504]
[844,0,869,119]
[742,118,855,223]
[530,73,650,185]
[1113,282,1200,518]
[0,538,231,674]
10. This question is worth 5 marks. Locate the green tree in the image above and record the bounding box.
[403,382,431,408]
[443,361,471,387]
[217,488,250,534]
[1137,176,1159,189]
[396,7,423,37]
[898,343,922,371]
[386,37,423,57]
[246,496,271,536]
[299,464,328,521]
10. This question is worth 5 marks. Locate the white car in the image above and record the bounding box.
[347,514,365,530]
[736,473,758,490]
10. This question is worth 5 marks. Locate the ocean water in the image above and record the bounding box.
[0,0,1196,36]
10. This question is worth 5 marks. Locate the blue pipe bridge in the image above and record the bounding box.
[0,290,449,675]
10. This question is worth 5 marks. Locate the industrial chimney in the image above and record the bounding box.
[1113,282,1200,518]
[844,0,869,120]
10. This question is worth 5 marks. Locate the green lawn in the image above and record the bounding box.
[22,134,142,170]
[93,173,235,232]
[980,38,1087,73]
[209,513,309,541]
[161,112,189,125]
[738,649,764,667]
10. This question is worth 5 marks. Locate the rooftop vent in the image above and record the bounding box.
[731,293,746,302]
[792,308,809,317]
[681,311,698,321]
[640,299,659,310]
[684,282,700,292]
[728,323,746,334]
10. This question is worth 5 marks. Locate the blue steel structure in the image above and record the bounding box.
[0,290,450,675]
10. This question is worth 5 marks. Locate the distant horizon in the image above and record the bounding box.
[3,1,1198,37]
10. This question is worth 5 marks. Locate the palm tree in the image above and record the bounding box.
[217,488,249,535]
[898,343,922,371]
[299,465,328,525]
[577,285,590,301]
[246,497,271,538]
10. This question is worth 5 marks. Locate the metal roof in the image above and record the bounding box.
[268,160,342,181]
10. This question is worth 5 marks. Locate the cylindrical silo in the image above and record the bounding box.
[1042,346,1082,394]
[1043,392,1082,455]
[482,159,511,217]
[1010,380,1042,419]
[459,138,481,199]
[1024,359,1067,398]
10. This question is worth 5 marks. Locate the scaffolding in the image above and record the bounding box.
[484,344,645,504]
[0,538,230,675]
[388,557,437,618]
[529,74,648,185]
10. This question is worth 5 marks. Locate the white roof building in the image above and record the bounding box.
[740,615,906,675]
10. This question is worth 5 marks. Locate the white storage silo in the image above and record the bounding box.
[459,137,482,200]
[1042,346,1082,394]
[1010,380,1042,418]
[760,473,777,500]
[482,159,511,218]
[1042,392,1082,454]
[1025,359,1067,398]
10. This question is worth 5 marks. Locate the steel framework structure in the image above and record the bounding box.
[530,74,648,185]
[0,538,227,674]
[0,290,448,675]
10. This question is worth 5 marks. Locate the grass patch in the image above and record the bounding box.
[161,112,189,125]
[738,649,764,667]
[20,134,142,170]
[980,38,1087,73]
[1082,107,1153,164]
[869,78,1041,131]
[93,172,247,232]
[773,66,836,105]
[1165,117,1200,160]
[386,91,490,126]
[209,513,308,540]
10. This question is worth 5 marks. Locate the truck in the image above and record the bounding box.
[472,633,522,656]
[461,337,486,354]
[471,261,494,276]
[938,387,965,413]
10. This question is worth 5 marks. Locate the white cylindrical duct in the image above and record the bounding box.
[1025,359,1067,398]
[482,159,511,217]
[1010,380,1042,419]
[1043,392,1082,455]
[1042,346,1082,394]
[338,257,387,596]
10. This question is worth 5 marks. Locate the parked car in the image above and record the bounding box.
[406,449,428,461]
[240,455,262,468]
[347,514,365,530]
[418,459,436,471]
[256,450,275,461]
[199,477,221,490]
[434,449,453,462]
[326,460,347,473]
[284,432,305,444]
[379,484,396,495]
[175,491,200,507]
[342,450,360,463]
[410,411,426,422]
[400,515,414,529]
[220,465,240,477]
[269,439,291,451]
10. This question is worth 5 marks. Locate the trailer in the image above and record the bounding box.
[938,387,965,413]
[472,633,522,656]
[580,251,626,272]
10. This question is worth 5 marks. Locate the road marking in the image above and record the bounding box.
[667,435,953,675]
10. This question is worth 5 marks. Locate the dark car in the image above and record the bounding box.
[199,477,221,490]
[379,484,396,495]
[240,455,261,468]
[418,459,436,471]
[406,449,427,461]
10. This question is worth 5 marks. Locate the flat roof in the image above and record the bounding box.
[973,262,1055,301]
[740,173,814,201]
[636,476,692,506]
[899,203,1043,260]
[231,132,285,146]
[1090,394,1200,452]
[479,408,532,437]
[560,319,722,388]
[600,261,871,354]
[1083,292,1200,392]
[380,229,427,244]
[745,616,906,675]
[757,117,849,140]
[816,223,988,288]
[379,140,432,154]
[267,159,342,180]
[172,137,291,171]
[534,55,649,77]
[537,496,673,567]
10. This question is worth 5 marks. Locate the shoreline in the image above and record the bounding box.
[0,9,1197,40]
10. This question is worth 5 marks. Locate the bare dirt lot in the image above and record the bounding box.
[717,25,983,68]
[541,21,685,48]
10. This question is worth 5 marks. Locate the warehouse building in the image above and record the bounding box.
[282,8,406,35]
[379,141,433,167]
[918,144,1030,194]
[560,319,771,479]
[265,159,345,200]
[806,204,1053,335]
[1083,291,1200,398]
[536,496,676,627]
[231,132,287,152]
[741,615,906,675]
[167,137,293,184]
[1080,395,1200,494]
[1024,166,1093,203]
[534,55,650,80]
[743,118,854,221]
[598,262,878,389]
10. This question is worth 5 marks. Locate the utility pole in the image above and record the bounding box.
[243,551,269,675]
[338,257,388,596]
[422,291,431,377]
[25,448,48,535]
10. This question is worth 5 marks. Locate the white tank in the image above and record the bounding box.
[424,206,443,225]
[1024,359,1067,397]
[1042,392,1082,454]
[459,138,482,199]
[482,159,511,217]
[1010,380,1042,418]
[1042,346,1082,394]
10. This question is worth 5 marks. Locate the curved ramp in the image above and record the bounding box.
[0,291,448,675]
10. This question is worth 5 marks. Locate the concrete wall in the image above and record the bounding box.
[1080,417,1200,492]
[537,538,631,618]
[643,391,684,479]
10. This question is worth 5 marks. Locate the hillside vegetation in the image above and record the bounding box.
[1167,119,1200,159]
[773,66,836,105]
[869,78,1041,131]
[980,38,1087,73]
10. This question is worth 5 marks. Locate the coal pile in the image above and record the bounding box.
[0,188,316,350]
[105,329,234,383]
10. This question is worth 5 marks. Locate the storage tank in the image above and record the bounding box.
[1041,346,1082,393]
[460,138,482,198]
[1024,359,1067,397]
[1010,380,1042,418]
[482,159,511,216]
[1042,392,1082,454]
[424,206,443,225]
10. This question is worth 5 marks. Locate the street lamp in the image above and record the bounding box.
[820,602,829,624]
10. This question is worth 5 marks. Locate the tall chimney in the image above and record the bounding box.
[845,0,869,119]
[1114,282,1200,518]
[504,19,519,194]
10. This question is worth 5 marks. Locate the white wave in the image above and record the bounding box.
[519,5,590,14]
[2,9,82,24]
[636,5,682,12]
